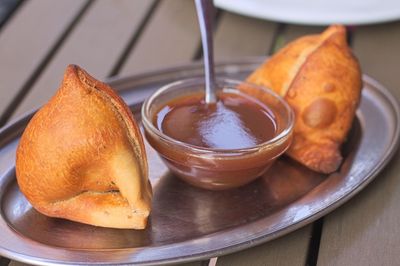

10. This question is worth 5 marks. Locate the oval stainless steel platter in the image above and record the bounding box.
[0,58,399,265]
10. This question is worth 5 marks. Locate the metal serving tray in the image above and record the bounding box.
[0,58,399,265]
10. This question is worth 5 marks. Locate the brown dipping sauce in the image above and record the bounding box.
[154,91,277,149]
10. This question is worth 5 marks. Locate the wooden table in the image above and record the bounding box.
[1,1,400,265]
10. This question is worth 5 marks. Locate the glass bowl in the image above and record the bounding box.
[141,78,294,190]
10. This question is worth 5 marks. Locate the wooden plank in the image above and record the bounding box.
[218,226,312,266]
[8,1,203,266]
[214,12,276,60]
[273,25,325,52]
[283,25,325,41]
[216,22,321,266]
[118,3,202,262]
[8,260,202,266]
[0,0,87,121]
[353,22,400,99]
[317,22,400,266]
[1,2,87,263]
[11,0,155,119]
[119,0,200,76]
[7,261,24,266]
[101,2,202,264]
[0,0,22,28]
[317,158,400,266]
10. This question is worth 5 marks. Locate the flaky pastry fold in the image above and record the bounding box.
[247,25,362,173]
[16,65,152,229]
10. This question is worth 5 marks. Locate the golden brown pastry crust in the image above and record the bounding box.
[247,25,362,173]
[16,65,152,229]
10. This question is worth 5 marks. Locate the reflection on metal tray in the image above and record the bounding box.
[0,58,399,265]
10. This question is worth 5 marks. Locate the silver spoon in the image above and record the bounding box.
[195,0,217,104]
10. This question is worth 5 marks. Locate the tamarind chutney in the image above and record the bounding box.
[154,91,277,149]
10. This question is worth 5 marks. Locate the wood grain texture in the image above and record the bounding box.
[12,0,155,118]
[317,22,400,266]
[0,0,87,120]
[317,155,400,266]
[283,25,325,41]
[214,12,276,60]
[215,18,311,266]
[8,260,202,266]
[353,22,400,99]
[119,0,200,76]
[7,261,24,266]
[218,226,312,266]
[272,25,324,53]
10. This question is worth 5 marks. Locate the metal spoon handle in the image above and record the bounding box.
[195,0,217,104]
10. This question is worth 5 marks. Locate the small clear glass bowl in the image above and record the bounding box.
[141,78,294,190]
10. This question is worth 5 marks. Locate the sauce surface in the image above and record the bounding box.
[155,91,277,149]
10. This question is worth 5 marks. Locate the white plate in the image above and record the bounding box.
[214,0,400,25]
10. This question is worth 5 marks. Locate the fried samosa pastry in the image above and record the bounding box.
[16,65,152,229]
[247,25,362,173]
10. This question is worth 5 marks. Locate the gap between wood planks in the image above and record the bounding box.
[0,3,26,266]
[304,26,354,266]
[110,3,222,265]
[0,0,24,32]
[0,1,195,265]
[0,256,10,266]
[0,0,94,127]
[108,0,160,77]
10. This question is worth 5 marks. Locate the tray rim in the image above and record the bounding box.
[0,58,399,266]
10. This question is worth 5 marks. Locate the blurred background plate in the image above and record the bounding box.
[214,0,400,25]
